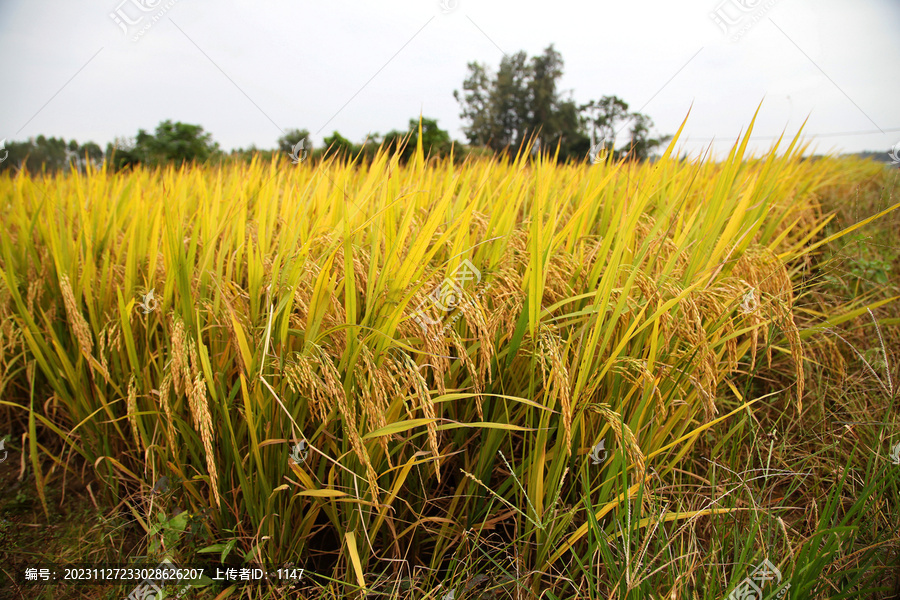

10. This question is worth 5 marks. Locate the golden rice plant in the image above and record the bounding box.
[1,115,897,595]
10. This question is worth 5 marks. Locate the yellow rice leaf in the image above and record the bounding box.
[229,312,254,375]
[345,532,366,591]
[435,421,534,432]
[362,418,437,440]
[297,489,348,498]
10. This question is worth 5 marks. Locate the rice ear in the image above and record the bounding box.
[589,403,647,486]
[126,374,140,451]
[537,329,573,451]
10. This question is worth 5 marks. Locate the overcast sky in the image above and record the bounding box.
[1,0,898,159]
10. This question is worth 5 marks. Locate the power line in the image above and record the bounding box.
[681,127,900,142]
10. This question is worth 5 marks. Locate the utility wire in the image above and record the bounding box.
[682,127,900,143]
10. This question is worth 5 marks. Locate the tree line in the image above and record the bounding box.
[454,44,669,162]
[0,45,671,174]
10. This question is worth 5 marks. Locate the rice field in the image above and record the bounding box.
[1,120,899,599]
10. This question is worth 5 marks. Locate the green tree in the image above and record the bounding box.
[455,51,531,152]
[133,120,219,167]
[358,132,385,161]
[621,114,671,161]
[453,61,497,148]
[382,117,453,162]
[277,128,311,156]
[492,50,531,151]
[321,131,356,158]
[0,135,85,173]
[33,135,67,171]
[105,137,142,171]
[455,45,587,158]
[455,46,667,162]
[580,96,630,159]
[73,141,103,172]
[525,46,588,159]
[416,118,452,157]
